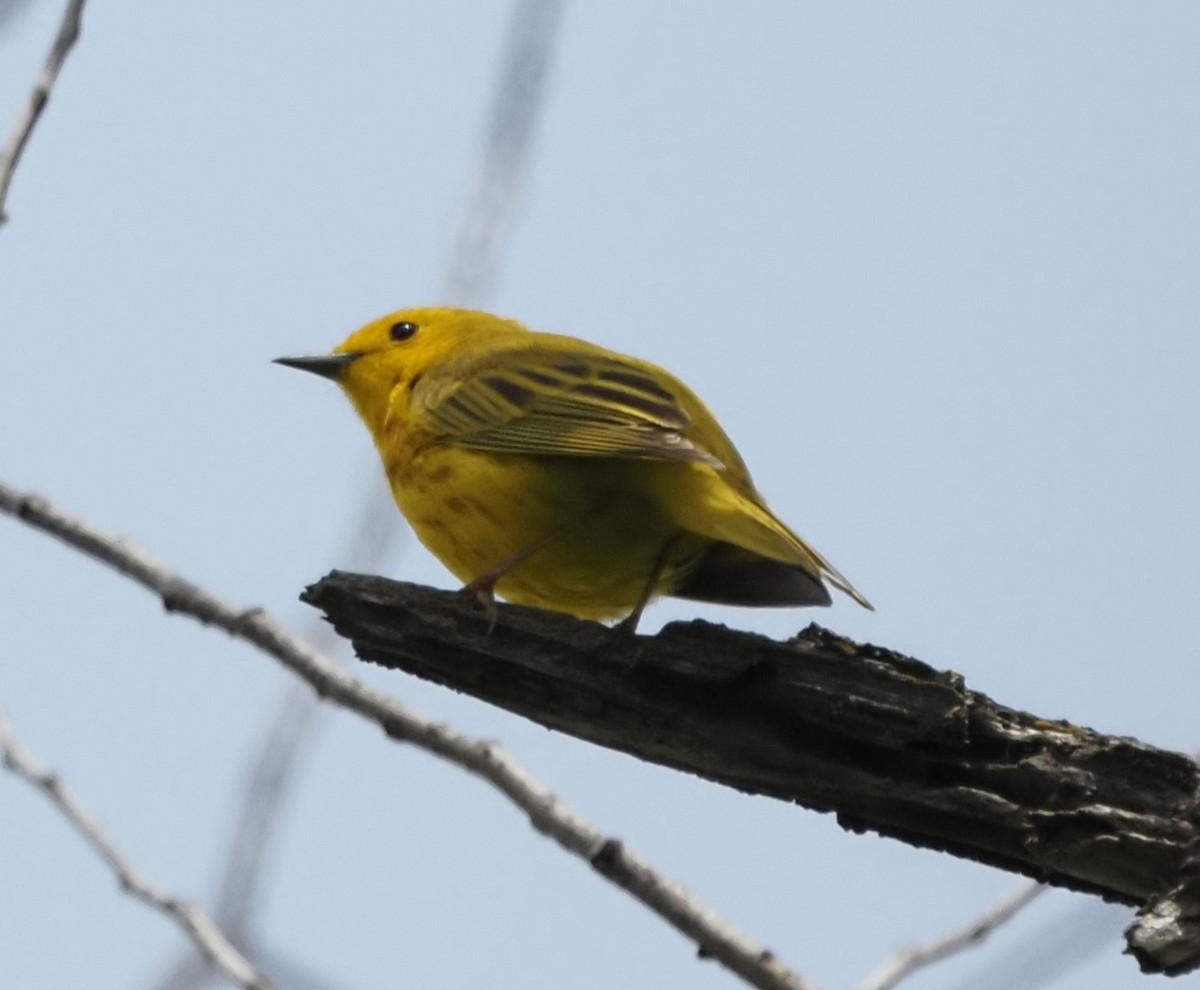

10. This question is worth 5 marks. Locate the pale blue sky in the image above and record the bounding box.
[3,4,1199,989]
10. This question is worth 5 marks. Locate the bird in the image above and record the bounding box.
[276,307,871,631]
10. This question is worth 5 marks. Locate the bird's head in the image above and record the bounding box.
[275,307,518,437]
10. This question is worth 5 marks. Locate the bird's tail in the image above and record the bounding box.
[670,476,873,610]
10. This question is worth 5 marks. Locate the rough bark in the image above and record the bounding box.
[301,570,1200,975]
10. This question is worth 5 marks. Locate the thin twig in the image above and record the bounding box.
[0,479,821,990]
[439,0,563,305]
[0,712,272,990]
[855,880,1046,990]
[208,678,325,940]
[202,1,566,950]
[194,493,400,973]
[943,898,1128,990]
[0,0,86,226]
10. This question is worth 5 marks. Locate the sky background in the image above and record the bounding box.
[3,3,1199,989]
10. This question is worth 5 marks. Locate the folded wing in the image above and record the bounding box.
[414,345,723,468]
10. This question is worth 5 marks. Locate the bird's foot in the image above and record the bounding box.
[460,578,500,634]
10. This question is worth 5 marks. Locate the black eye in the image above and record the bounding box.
[389,321,418,342]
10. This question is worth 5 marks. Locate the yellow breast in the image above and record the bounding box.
[383,435,705,620]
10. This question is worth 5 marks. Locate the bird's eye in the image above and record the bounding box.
[389,321,419,342]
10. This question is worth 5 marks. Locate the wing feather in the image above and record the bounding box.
[414,345,723,468]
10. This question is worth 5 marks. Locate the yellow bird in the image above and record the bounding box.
[276,308,871,630]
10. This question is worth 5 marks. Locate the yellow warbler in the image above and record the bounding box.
[276,308,871,629]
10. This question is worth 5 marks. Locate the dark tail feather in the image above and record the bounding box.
[671,542,832,608]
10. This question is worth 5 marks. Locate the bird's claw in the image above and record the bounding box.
[461,579,500,634]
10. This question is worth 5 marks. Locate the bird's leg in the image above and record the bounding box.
[462,532,559,632]
[612,533,683,637]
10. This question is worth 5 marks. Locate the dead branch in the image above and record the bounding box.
[302,569,1200,976]
[0,712,271,990]
[0,0,86,225]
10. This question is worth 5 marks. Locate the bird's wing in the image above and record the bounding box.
[413,345,724,467]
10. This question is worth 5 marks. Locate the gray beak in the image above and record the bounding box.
[273,352,360,381]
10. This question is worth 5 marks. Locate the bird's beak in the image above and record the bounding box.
[273,352,361,381]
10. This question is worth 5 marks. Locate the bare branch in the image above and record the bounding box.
[439,0,564,305]
[855,880,1045,990]
[201,489,402,963]
[200,0,566,957]
[0,479,821,990]
[0,712,272,990]
[942,898,1128,990]
[299,569,1200,974]
[208,679,326,943]
[0,0,86,226]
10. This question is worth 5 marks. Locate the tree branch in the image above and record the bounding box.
[0,0,86,225]
[0,712,271,990]
[187,3,567,972]
[0,479,821,990]
[300,569,1200,976]
[438,0,563,305]
[855,880,1044,990]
